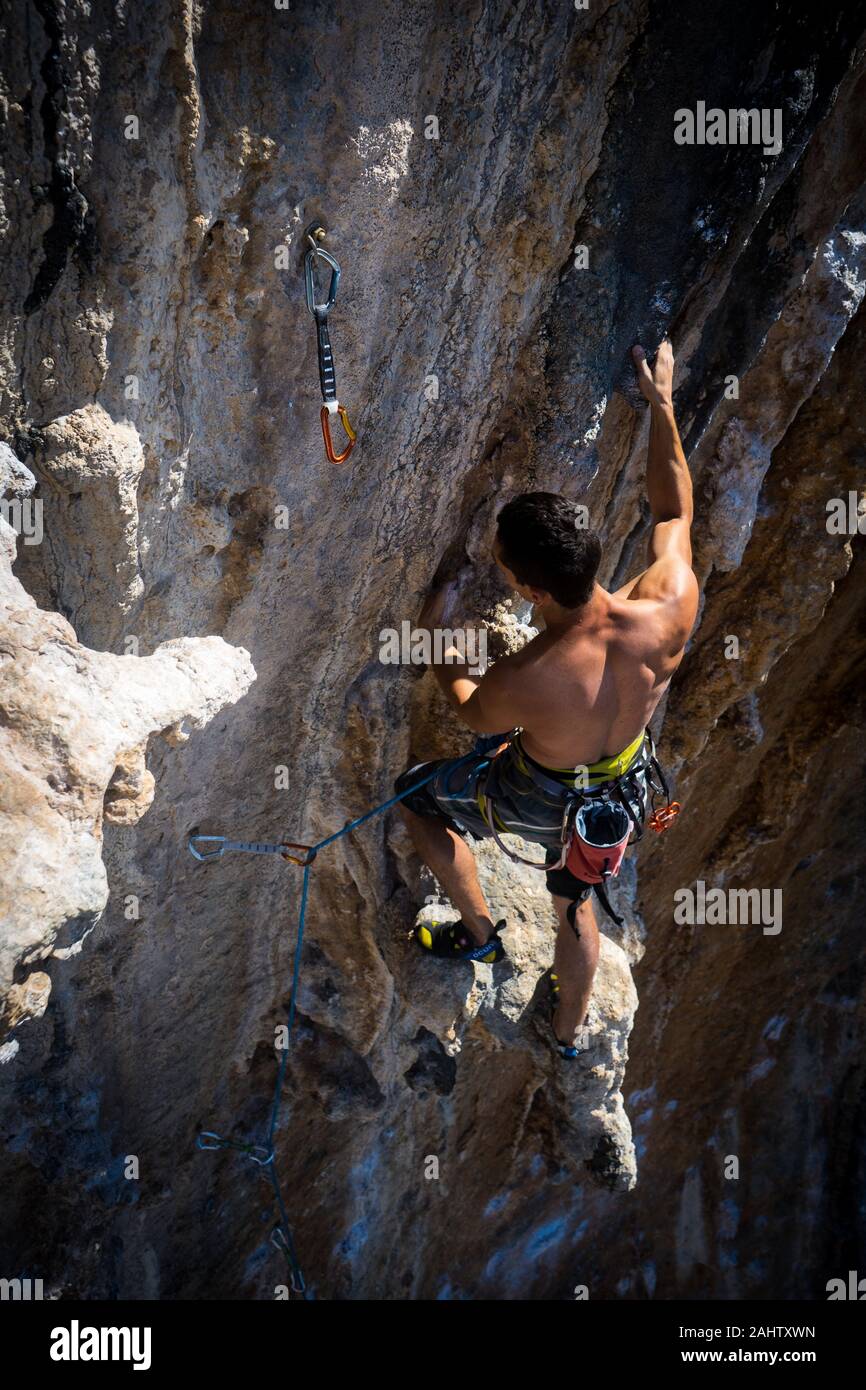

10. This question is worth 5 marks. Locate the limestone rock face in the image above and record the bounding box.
[19,403,147,649]
[1,0,865,1300]
[0,485,256,1047]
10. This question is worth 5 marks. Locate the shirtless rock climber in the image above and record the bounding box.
[396,340,699,1057]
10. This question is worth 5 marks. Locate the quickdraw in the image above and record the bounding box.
[197,1132,274,1165]
[303,221,357,463]
[188,834,316,865]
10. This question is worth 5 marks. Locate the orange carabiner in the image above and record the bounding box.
[320,403,356,464]
[281,841,316,866]
[319,403,358,467]
[648,801,681,833]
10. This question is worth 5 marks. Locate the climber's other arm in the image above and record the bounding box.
[430,654,519,735]
[416,584,519,734]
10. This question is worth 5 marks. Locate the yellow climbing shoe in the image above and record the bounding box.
[415,919,507,963]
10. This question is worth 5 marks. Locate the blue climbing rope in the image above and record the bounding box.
[188,741,493,1298]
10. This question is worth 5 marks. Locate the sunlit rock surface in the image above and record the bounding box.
[0,0,864,1299]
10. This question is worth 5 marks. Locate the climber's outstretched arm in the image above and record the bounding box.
[639,340,693,560]
[616,341,698,631]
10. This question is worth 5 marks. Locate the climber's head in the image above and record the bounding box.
[494,492,601,611]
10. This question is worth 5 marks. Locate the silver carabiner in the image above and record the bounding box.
[197,1131,226,1150]
[245,1145,275,1166]
[304,243,341,317]
[188,835,226,862]
[271,1227,307,1295]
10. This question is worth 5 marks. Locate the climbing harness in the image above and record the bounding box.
[187,745,483,1298]
[478,729,682,926]
[303,221,357,463]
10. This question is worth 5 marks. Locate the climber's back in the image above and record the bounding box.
[491,570,696,769]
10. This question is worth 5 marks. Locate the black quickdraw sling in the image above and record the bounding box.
[303,221,357,464]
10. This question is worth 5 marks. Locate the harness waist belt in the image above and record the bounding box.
[512,729,648,800]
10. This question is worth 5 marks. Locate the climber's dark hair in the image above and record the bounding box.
[496,492,601,608]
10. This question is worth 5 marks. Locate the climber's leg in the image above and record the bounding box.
[550,894,599,1046]
[398,803,496,946]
